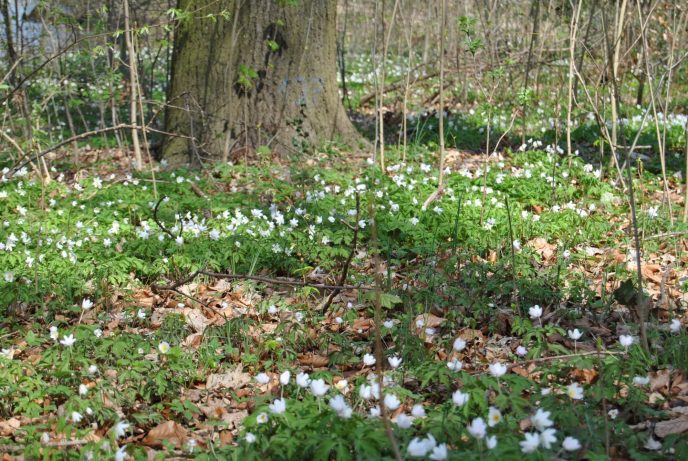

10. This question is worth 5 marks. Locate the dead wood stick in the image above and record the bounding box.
[8,124,195,177]
[319,194,361,311]
[152,196,178,240]
[0,439,89,453]
[199,271,373,292]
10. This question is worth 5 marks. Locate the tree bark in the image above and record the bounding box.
[163,0,360,164]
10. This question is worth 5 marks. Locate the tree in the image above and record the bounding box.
[163,0,360,164]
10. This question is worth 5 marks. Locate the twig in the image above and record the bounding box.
[645,231,688,240]
[519,350,621,366]
[199,271,374,292]
[152,196,177,240]
[7,124,194,177]
[124,0,143,171]
[0,55,21,85]
[167,286,209,309]
[505,196,521,315]
[152,269,203,293]
[189,182,207,199]
[421,187,444,211]
[0,439,90,453]
[359,69,439,105]
[369,187,403,461]
[0,130,25,161]
[319,194,361,312]
[185,93,204,168]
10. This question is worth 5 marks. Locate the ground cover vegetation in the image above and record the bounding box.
[1,1,688,460]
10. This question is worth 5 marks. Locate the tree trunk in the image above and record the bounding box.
[163,0,359,164]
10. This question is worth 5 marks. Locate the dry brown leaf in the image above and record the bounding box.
[142,420,189,448]
[179,283,199,297]
[206,364,251,390]
[570,368,598,384]
[134,290,158,308]
[671,375,688,396]
[655,417,688,438]
[519,417,532,431]
[511,365,532,378]
[414,314,444,329]
[649,392,666,405]
[219,430,234,446]
[584,246,605,257]
[457,328,484,342]
[151,308,186,328]
[222,410,248,429]
[650,369,672,393]
[182,332,204,348]
[210,279,233,292]
[0,417,20,436]
[200,400,230,420]
[352,317,373,330]
[298,353,329,368]
[413,314,445,343]
[183,308,210,333]
[528,238,556,261]
[642,264,664,284]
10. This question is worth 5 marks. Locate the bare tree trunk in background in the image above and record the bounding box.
[124,0,143,171]
[566,0,583,159]
[522,0,540,144]
[610,0,629,152]
[1,0,32,144]
[533,0,553,98]
[378,0,400,172]
[377,0,386,171]
[684,119,688,222]
[398,2,414,163]
[436,0,446,189]
[573,1,596,99]
[636,0,673,224]
[164,0,360,163]
[2,0,52,181]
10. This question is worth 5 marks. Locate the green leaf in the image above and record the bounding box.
[379,292,402,308]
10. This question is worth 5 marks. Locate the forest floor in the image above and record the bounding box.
[1,137,688,460]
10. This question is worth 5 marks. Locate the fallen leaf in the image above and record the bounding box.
[298,353,329,368]
[184,308,210,333]
[654,417,688,438]
[206,364,251,390]
[413,314,444,330]
[457,328,484,342]
[584,246,605,257]
[0,417,20,436]
[570,368,598,384]
[650,369,672,394]
[182,332,203,348]
[528,238,556,261]
[219,430,234,446]
[142,420,189,448]
[222,410,248,429]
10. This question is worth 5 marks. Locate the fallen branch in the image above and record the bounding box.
[152,196,178,240]
[359,69,439,105]
[199,270,374,291]
[319,194,361,311]
[7,124,195,178]
[0,439,90,453]
[518,350,621,366]
[644,231,688,240]
[151,269,203,294]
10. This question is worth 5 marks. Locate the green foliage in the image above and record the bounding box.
[0,137,685,459]
[237,65,259,90]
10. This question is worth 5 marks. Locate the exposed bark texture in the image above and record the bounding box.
[164,0,359,163]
